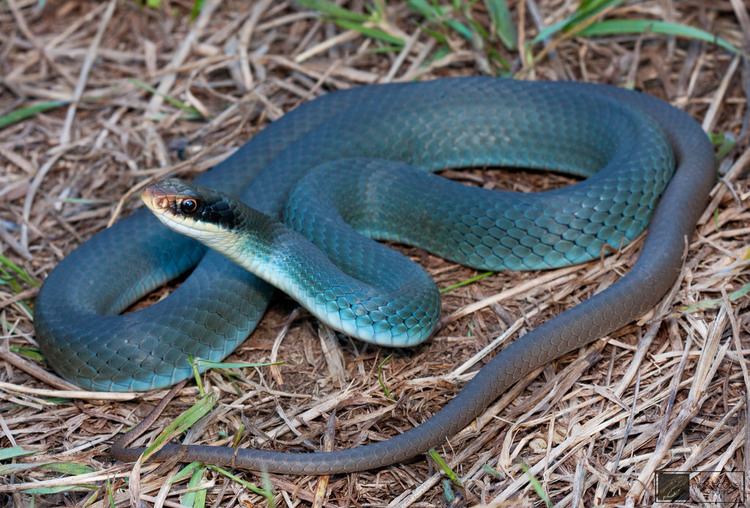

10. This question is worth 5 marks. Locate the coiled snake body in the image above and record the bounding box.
[34,78,715,474]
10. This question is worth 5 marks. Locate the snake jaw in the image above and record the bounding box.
[142,178,243,244]
[142,178,199,214]
[142,180,207,232]
[142,192,171,213]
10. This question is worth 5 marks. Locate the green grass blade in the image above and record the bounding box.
[483,463,504,478]
[191,358,283,391]
[190,0,204,19]
[24,485,97,494]
[409,0,473,42]
[426,45,453,65]
[231,422,246,448]
[467,15,491,41]
[128,78,204,118]
[10,346,45,362]
[195,359,283,370]
[190,356,206,396]
[333,18,404,46]
[579,19,741,54]
[106,479,116,508]
[445,18,474,41]
[484,0,517,50]
[172,461,203,483]
[0,100,68,130]
[440,271,493,293]
[680,282,750,313]
[424,27,449,46]
[0,253,40,287]
[532,0,624,44]
[377,354,394,400]
[428,448,462,486]
[0,463,42,475]
[579,0,604,9]
[408,0,441,21]
[41,462,94,475]
[207,465,274,502]
[520,462,552,507]
[181,464,208,508]
[142,392,216,461]
[0,446,36,461]
[709,131,737,160]
[297,0,369,22]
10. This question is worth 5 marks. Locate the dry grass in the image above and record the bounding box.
[1,0,748,506]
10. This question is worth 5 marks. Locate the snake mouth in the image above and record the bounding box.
[141,179,221,235]
[141,186,172,214]
[142,179,197,211]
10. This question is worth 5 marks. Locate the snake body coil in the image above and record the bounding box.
[34,78,715,474]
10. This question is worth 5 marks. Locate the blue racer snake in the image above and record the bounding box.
[34,77,715,474]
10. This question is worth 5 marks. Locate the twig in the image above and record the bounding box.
[0,287,38,309]
[0,348,79,391]
[270,307,300,385]
[0,380,138,401]
[59,0,117,145]
[440,265,580,326]
[701,55,740,132]
[145,0,221,117]
[238,0,274,90]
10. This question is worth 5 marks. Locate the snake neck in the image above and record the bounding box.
[192,204,286,286]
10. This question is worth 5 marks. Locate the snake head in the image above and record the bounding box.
[141,178,241,236]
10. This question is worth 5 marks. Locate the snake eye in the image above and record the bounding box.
[179,198,199,215]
